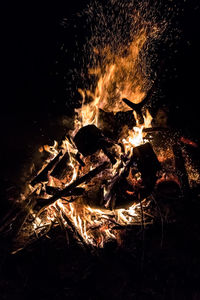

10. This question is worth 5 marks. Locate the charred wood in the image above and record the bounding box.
[74,125,116,164]
[105,143,160,209]
[31,151,63,186]
[36,162,109,207]
[46,186,61,195]
[74,125,102,156]
[60,211,91,251]
[44,186,85,197]
[51,151,70,179]
[132,142,161,190]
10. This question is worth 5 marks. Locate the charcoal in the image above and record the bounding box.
[46,186,61,195]
[74,153,85,167]
[122,82,156,124]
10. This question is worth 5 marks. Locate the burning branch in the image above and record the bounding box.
[37,161,109,208]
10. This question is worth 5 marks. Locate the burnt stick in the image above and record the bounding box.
[122,81,156,113]
[50,151,70,178]
[31,151,63,186]
[37,161,109,207]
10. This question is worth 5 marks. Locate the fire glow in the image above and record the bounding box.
[10,1,200,252]
[31,107,153,248]
[26,5,161,248]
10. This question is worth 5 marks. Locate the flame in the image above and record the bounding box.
[122,109,152,155]
[75,24,158,129]
[52,199,150,247]
[43,140,58,156]
[97,31,148,113]
[28,45,154,247]
[30,106,153,248]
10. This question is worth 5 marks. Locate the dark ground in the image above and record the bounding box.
[1,0,200,299]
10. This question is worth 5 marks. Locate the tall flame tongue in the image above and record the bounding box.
[76,31,154,128]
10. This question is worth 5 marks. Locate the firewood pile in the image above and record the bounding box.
[0,97,199,255]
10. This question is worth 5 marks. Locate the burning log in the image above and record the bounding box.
[143,127,170,133]
[122,81,156,124]
[50,151,69,178]
[37,161,109,207]
[46,186,61,195]
[121,60,165,123]
[73,125,116,164]
[105,142,160,209]
[132,142,161,191]
[31,151,63,186]
[46,186,84,197]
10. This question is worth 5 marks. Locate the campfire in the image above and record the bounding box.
[5,93,199,253]
[1,1,200,254]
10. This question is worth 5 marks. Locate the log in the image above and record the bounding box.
[50,151,69,178]
[74,153,85,167]
[73,125,102,156]
[36,161,109,207]
[104,142,160,209]
[122,82,156,123]
[132,142,161,189]
[73,125,116,164]
[46,186,61,195]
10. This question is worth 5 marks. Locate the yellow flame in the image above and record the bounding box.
[122,109,152,155]
[75,29,153,128]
